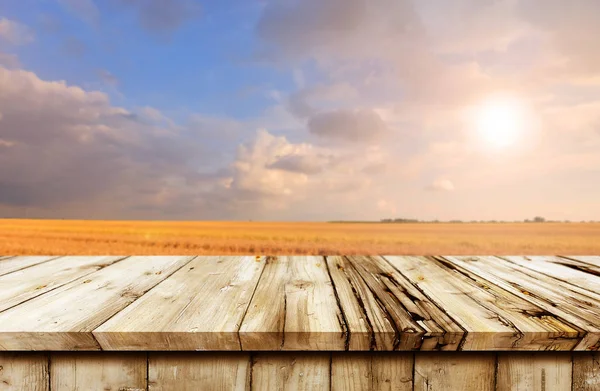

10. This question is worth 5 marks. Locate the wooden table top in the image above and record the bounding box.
[0,255,598,351]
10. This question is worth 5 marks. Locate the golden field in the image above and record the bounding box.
[1,219,599,255]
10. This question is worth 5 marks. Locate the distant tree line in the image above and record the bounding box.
[328,216,598,224]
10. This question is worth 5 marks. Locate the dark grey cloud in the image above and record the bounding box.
[308,109,388,144]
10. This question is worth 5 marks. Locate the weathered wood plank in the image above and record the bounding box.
[502,256,600,298]
[240,256,346,351]
[0,256,58,277]
[562,256,600,269]
[94,256,265,350]
[149,353,250,391]
[50,352,146,391]
[573,352,600,391]
[497,353,572,391]
[346,256,464,351]
[0,256,125,313]
[331,352,413,390]
[326,256,395,350]
[0,256,194,350]
[0,353,48,391]
[251,353,330,391]
[443,256,600,351]
[414,353,495,391]
[331,354,370,390]
[385,256,581,350]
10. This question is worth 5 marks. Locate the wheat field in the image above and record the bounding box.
[1,219,599,255]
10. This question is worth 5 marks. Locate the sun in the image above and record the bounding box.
[474,96,527,148]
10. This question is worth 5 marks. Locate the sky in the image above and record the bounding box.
[1,0,599,221]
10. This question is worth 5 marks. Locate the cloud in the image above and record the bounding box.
[267,154,327,175]
[516,0,600,79]
[118,0,202,36]
[58,0,101,26]
[308,109,388,144]
[426,179,455,192]
[256,0,422,63]
[228,129,314,197]
[97,69,119,86]
[0,66,227,218]
[287,82,359,119]
[0,18,35,45]
[0,53,19,68]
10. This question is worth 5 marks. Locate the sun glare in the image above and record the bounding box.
[470,94,535,149]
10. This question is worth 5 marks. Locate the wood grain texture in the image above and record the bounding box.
[497,353,572,391]
[0,256,57,277]
[0,353,48,391]
[443,255,600,351]
[0,255,599,352]
[326,256,395,351]
[251,353,330,391]
[573,353,600,391]
[94,256,265,350]
[394,255,582,350]
[50,352,146,391]
[0,256,125,313]
[414,353,495,391]
[346,256,463,351]
[565,256,600,269]
[0,256,194,350]
[331,352,413,391]
[240,256,346,351]
[502,256,600,300]
[148,353,250,391]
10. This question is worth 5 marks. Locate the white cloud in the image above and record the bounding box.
[426,179,455,192]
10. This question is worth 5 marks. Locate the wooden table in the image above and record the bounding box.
[0,255,599,390]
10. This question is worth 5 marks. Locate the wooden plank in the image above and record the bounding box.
[0,353,49,391]
[0,256,125,313]
[497,353,572,391]
[251,353,330,391]
[0,256,57,277]
[239,256,346,351]
[325,256,395,350]
[562,256,600,269]
[345,255,463,351]
[443,256,600,351]
[50,352,146,391]
[573,352,600,391]
[94,256,265,350]
[331,354,370,390]
[331,352,413,390]
[371,353,413,390]
[0,256,194,350]
[502,256,600,298]
[550,256,600,275]
[414,353,495,391]
[149,353,250,391]
[385,256,581,350]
